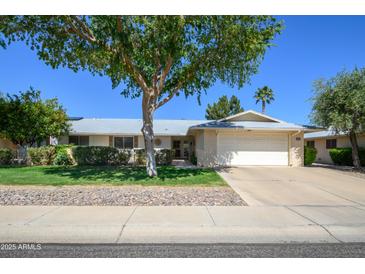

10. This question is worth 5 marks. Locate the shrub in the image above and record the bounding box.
[27,146,56,165]
[304,146,317,166]
[190,153,197,165]
[329,147,365,166]
[55,144,73,154]
[155,149,173,165]
[72,146,131,166]
[53,149,73,166]
[114,149,132,165]
[134,149,146,165]
[134,149,174,166]
[0,148,14,165]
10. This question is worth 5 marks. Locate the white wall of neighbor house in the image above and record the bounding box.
[306,134,365,164]
[137,136,172,149]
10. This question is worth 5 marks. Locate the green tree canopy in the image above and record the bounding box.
[0,88,70,146]
[205,95,244,120]
[254,86,274,113]
[0,15,282,176]
[311,68,365,168]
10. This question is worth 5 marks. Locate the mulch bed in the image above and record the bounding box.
[0,185,246,206]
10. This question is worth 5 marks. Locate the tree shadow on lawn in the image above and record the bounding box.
[42,165,215,184]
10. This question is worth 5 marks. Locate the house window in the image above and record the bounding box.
[69,136,79,145]
[69,136,89,146]
[124,137,134,149]
[79,136,89,146]
[326,139,337,149]
[114,137,134,149]
[307,140,315,148]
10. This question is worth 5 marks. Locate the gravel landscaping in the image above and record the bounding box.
[0,185,246,206]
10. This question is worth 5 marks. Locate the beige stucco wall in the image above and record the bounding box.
[229,113,273,122]
[195,130,218,167]
[195,131,204,165]
[202,130,218,167]
[306,134,365,164]
[137,136,171,149]
[289,132,304,167]
[58,136,69,145]
[89,135,109,146]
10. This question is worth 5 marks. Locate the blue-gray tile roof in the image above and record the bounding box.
[69,118,209,136]
[69,118,314,136]
[190,121,309,130]
[304,130,343,139]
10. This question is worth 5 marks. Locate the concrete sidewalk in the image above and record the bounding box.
[1,205,365,244]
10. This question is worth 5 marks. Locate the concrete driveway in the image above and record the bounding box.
[217,166,365,206]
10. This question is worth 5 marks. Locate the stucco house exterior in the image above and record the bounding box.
[52,110,317,167]
[0,138,16,151]
[304,131,365,164]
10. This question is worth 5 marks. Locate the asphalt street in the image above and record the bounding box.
[1,243,365,258]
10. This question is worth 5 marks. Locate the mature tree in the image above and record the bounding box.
[311,68,365,168]
[0,88,70,147]
[0,16,282,176]
[254,86,274,113]
[205,95,244,120]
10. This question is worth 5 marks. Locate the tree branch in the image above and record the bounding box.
[155,69,192,109]
[72,16,96,41]
[63,15,149,93]
[63,16,96,44]
[122,54,150,92]
[155,86,181,109]
[157,55,173,94]
[117,16,123,33]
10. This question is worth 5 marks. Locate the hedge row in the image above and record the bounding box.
[304,146,317,166]
[0,148,14,165]
[26,146,174,166]
[133,149,173,166]
[72,146,131,166]
[329,147,365,166]
[27,146,56,165]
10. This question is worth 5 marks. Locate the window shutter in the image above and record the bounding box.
[134,136,138,148]
[109,136,113,147]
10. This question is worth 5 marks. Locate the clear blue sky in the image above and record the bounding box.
[1,16,364,125]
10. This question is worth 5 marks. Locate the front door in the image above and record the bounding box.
[173,140,181,158]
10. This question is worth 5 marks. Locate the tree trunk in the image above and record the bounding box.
[262,101,266,114]
[141,92,158,177]
[349,130,361,168]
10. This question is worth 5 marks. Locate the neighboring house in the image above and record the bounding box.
[0,137,16,151]
[304,131,365,164]
[56,110,318,167]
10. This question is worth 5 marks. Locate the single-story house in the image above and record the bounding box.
[0,138,17,151]
[304,131,365,164]
[53,110,318,167]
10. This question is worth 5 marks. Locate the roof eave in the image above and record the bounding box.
[189,126,309,132]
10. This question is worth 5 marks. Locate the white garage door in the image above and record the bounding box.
[217,132,289,166]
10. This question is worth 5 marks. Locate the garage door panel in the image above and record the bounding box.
[217,132,288,166]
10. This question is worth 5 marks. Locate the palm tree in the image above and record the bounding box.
[254,86,274,114]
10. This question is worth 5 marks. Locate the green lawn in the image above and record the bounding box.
[0,165,226,186]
